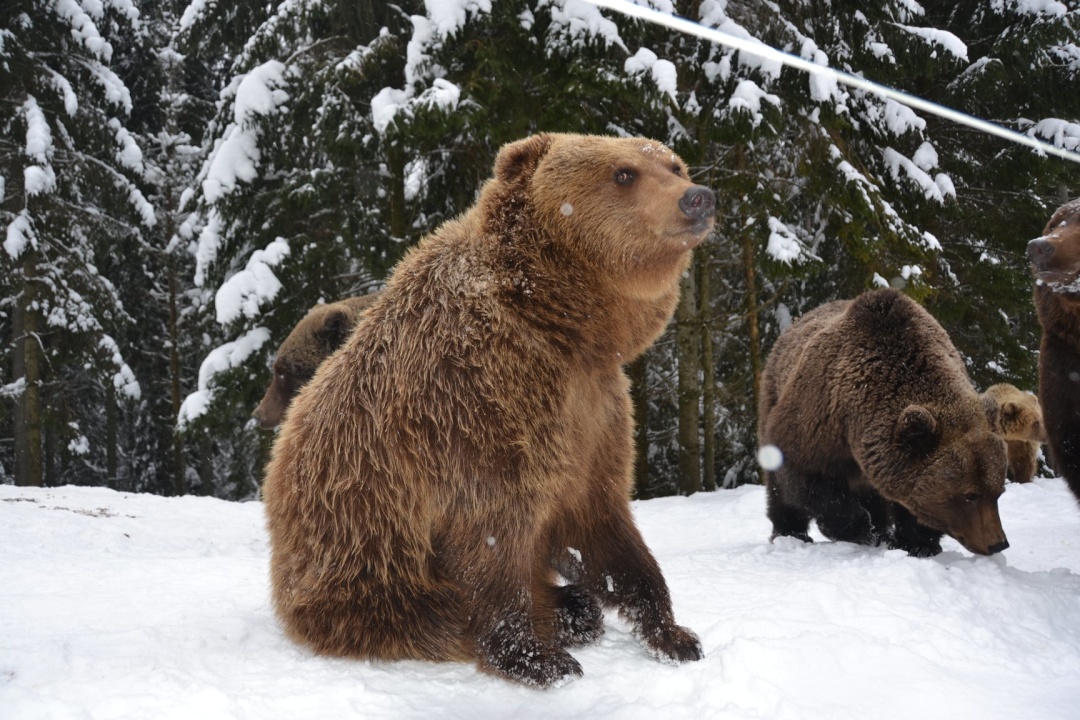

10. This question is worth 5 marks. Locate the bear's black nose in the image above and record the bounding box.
[679,186,716,221]
[1027,238,1054,269]
[988,539,1009,555]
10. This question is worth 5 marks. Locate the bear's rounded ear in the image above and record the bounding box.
[896,404,939,453]
[318,308,356,352]
[981,393,1002,430]
[494,134,553,185]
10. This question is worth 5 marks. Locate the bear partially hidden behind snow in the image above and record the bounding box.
[758,288,1010,558]
[261,133,715,687]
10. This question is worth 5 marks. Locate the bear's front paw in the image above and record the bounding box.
[483,646,583,688]
[553,585,604,648]
[890,536,942,558]
[638,624,703,665]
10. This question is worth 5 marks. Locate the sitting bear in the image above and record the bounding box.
[981,383,1047,484]
[1027,197,1080,506]
[758,288,1009,557]
[261,134,714,687]
[252,294,379,429]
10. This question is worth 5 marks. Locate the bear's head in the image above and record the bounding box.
[492,133,716,299]
[984,384,1048,443]
[892,401,1010,555]
[1027,197,1080,289]
[253,295,376,429]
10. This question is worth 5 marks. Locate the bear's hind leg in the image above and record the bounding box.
[766,470,813,543]
[442,520,583,687]
[531,557,604,649]
[813,480,887,547]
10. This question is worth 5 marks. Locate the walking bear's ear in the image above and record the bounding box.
[896,404,939,455]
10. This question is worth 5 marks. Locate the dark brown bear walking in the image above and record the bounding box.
[1027,197,1080,505]
[261,133,714,687]
[758,289,1009,557]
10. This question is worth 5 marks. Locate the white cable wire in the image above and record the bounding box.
[585,0,1080,165]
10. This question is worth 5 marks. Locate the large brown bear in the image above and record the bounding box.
[758,288,1010,558]
[252,294,379,429]
[981,383,1047,484]
[1027,196,1080,505]
[261,133,714,687]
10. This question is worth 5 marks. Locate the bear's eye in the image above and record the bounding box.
[672,164,682,176]
[962,493,980,504]
[614,168,636,185]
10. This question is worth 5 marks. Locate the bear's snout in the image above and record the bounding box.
[679,186,716,222]
[1027,237,1054,270]
[988,539,1010,555]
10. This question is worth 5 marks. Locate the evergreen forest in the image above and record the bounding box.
[2,0,1078,500]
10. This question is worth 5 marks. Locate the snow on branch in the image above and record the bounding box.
[1028,118,1080,152]
[178,327,272,427]
[766,216,811,264]
[427,0,493,36]
[55,0,113,62]
[215,238,291,325]
[883,147,954,203]
[542,0,628,52]
[201,61,290,203]
[625,48,678,102]
[892,24,968,61]
[4,210,37,260]
[99,335,141,400]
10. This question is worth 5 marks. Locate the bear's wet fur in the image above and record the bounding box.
[261,133,714,687]
[759,288,1009,558]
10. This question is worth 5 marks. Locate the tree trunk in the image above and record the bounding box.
[697,257,716,492]
[676,263,701,496]
[628,354,651,499]
[13,251,43,487]
[168,261,187,496]
[196,434,213,496]
[742,230,763,422]
[106,379,118,489]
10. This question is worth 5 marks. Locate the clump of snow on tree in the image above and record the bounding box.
[215,238,291,325]
[724,80,781,126]
[625,48,678,102]
[201,61,290,204]
[178,327,273,426]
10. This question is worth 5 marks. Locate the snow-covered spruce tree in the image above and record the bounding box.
[175,0,424,498]
[1,0,154,487]
[916,1,1079,394]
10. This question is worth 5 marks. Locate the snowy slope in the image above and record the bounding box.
[2,479,1079,720]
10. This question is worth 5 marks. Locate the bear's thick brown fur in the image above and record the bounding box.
[261,133,714,687]
[981,383,1047,484]
[759,288,1010,557]
[252,294,379,429]
[1027,197,1080,506]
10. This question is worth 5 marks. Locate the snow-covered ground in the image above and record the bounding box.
[2,478,1079,720]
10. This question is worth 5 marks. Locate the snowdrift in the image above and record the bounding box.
[2,479,1079,719]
